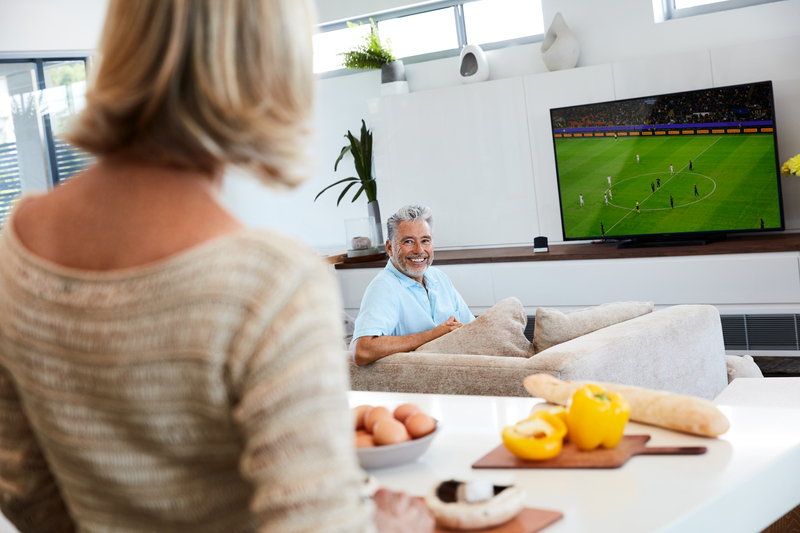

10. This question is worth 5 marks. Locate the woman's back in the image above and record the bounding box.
[0,189,370,532]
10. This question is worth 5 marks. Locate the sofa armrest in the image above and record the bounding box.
[349,351,536,397]
[526,305,728,399]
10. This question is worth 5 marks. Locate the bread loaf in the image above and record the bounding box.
[523,374,729,437]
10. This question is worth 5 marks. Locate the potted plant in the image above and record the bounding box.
[315,120,385,250]
[339,19,408,95]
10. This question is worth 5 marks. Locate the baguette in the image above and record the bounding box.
[523,374,729,437]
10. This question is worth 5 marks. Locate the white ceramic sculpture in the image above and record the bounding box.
[458,44,489,84]
[541,12,580,71]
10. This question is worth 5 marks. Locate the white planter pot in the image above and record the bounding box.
[381,61,409,96]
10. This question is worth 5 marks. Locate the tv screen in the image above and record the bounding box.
[550,81,784,244]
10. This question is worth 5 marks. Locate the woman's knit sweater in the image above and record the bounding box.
[0,203,372,532]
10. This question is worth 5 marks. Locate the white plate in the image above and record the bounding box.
[357,422,441,470]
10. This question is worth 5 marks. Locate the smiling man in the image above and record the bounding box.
[352,205,475,365]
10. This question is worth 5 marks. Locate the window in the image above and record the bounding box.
[313,24,371,73]
[665,0,784,19]
[463,0,544,45]
[313,0,545,74]
[377,8,460,59]
[0,56,92,229]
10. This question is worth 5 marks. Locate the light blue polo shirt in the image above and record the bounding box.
[353,260,475,341]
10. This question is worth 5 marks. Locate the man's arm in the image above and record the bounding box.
[354,316,462,366]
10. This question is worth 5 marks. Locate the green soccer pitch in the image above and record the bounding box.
[555,134,782,239]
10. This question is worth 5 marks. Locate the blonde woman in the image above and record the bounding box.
[0,1,432,532]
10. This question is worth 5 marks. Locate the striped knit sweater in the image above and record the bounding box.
[0,204,373,532]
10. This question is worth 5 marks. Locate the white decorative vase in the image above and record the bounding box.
[541,12,580,72]
[458,44,489,84]
[381,60,409,96]
[367,200,385,251]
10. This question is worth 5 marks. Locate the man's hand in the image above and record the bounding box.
[432,315,463,338]
[353,315,465,366]
[373,488,435,533]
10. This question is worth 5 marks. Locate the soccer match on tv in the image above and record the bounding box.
[550,81,783,241]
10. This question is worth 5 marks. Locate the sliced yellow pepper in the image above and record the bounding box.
[566,384,630,451]
[502,411,567,461]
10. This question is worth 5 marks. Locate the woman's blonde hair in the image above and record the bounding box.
[67,0,316,187]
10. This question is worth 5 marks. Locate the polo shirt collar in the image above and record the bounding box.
[385,259,437,288]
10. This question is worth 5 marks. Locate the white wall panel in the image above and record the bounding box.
[491,253,800,307]
[523,65,616,243]
[709,35,800,87]
[611,50,713,101]
[372,77,538,248]
[436,264,495,307]
[335,267,383,309]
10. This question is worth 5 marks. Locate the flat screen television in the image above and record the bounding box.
[549,81,784,248]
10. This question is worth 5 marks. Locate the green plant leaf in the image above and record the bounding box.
[351,184,366,202]
[337,181,358,206]
[334,145,351,171]
[314,177,359,201]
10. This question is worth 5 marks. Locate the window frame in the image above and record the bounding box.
[665,0,787,20]
[315,0,544,78]
[0,51,92,186]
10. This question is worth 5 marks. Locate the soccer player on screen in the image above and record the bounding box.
[636,154,640,164]
[670,164,674,175]
[580,194,584,206]
[604,193,608,206]
[761,218,765,229]
[651,182,655,192]
[635,201,640,214]
[657,178,660,189]
[689,160,693,171]
[601,223,605,236]
[670,196,674,209]
[694,184,698,196]
[607,175,611,187]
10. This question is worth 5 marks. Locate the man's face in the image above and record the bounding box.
[387,219,433,283]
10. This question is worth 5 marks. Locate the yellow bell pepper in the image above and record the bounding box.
[566,384,630,451]
[502,411,567,461]
[546,406,569,441]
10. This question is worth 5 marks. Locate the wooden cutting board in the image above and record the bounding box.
[431,507,563,533]
[472,435,706,469]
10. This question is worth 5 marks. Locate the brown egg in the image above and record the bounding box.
[373,418,411,446]
[355,429,370,437]
[364,406,392,433]
[356,434,376,448]
[405,413,436,439]
[393,403,421,423]
[353,405,372,430]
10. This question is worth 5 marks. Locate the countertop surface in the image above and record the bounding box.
[349,382,800,533]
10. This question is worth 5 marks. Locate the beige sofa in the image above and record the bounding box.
[349,305,729,400]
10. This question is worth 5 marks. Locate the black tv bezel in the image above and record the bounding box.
[549,81,785,244]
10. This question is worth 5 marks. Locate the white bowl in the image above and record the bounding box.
[357,422,441,470]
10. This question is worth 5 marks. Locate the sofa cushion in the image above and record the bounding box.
[415,297,532,357]
[533,301,653,353]
[725,355,763,383]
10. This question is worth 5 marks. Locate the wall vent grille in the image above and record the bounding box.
[523,314,800,351]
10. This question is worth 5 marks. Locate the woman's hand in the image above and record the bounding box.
[374,488,435,533]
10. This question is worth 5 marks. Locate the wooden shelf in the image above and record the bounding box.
[334,232,800,269]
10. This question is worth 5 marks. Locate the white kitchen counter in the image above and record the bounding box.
[349,385,800,533]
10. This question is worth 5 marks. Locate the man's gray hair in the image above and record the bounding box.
[386,205,433,243]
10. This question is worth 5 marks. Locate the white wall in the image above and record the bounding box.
[222,0,800,253]
[0,0,107,52]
